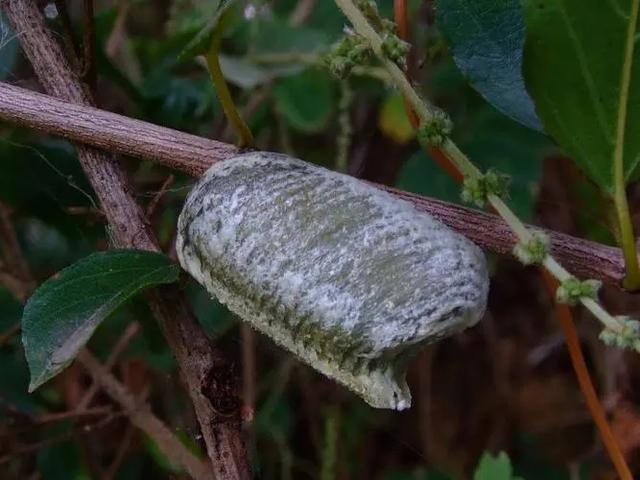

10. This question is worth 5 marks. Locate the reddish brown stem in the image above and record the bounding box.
[541,272,632,480]
[394,2,633,478]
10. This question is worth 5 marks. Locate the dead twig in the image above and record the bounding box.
[77,321,141,410]
[146,174,174,217]
[77,350,213,480]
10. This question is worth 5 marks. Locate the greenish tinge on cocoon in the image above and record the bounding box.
[177,152,489,410]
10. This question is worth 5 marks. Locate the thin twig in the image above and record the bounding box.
[102,423,135,480]
[0,80,627,288]
[81,0,96,92]
[0,409,123,464]
[36,405,113,424]
[0,406,116,439]
[0,270,30,303]
[78,350,213,480]
[77,321,141,410]
[105,0,130,58]
[240,324,255,428]
[0,202,36,295]
[146,174,174,217]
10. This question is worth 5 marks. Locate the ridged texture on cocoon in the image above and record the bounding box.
[177,152,489,410]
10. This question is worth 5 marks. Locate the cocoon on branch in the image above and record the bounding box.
[177,152,489,410]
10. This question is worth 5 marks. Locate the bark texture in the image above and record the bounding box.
[2,2,250,478]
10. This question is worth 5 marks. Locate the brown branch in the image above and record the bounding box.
[0,202,36,296]
[77,321,141,410]
[0,270,30,303]
[77,350,213,480]
[0,408,122,464]
[146,174,174,217]
[105,0,130,58]
[81,0,96,92]
[2,2,249,478]
[0,81,627,288]
[103,423,135,480]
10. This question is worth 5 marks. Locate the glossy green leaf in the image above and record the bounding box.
[22,250,179,392]
[523,0,640,192]
[274,68,335,133]
[435,0,542,131]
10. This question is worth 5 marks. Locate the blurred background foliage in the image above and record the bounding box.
[0,1,638,479]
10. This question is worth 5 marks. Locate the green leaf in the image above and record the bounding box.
[177,0,237,62]
[474,451,523,480]
[22,250,179,392]
[523,0,640,192]
[252,19,329,55]
[0,13,19,80]
[219,54,306,89]
[378,93,415,144]
[274,68,336,133]
[435,0,542,131]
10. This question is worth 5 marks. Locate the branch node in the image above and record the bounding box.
[325,33,371,79]
[461,169,510,208]
[513,231,549,266]
[600,316,640,352]
[417,108,452,147]
[556,278,601,306]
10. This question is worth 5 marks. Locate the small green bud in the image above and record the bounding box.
[357,0,382,24]
[417,110,453,147]
[325,34,371,79]
[513,232,549,266]
[556,278,601,306]
[461,169,511,208]
[326,56,353,79]
[381,18,398,35]
[599,316,640,351]
[381,33,411,68]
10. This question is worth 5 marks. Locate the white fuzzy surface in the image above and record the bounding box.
[177,152,489,409]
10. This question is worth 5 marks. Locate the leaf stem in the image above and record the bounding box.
[540,272,633,480]
[205,39,253,148]
[332,0,626,334]
[394,4,632,476]
[612,0,640,290]
[613,184,640,289]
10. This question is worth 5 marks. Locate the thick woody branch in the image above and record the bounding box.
[1,2,249,478]
[0,81,626,288]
